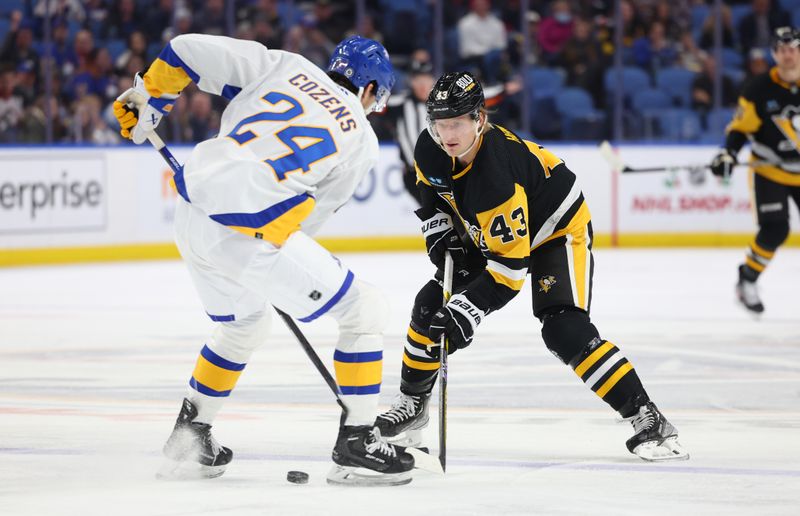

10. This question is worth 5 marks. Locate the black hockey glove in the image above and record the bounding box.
[428,293,485,353]
[416,207,466,269]
[710,149,737,179]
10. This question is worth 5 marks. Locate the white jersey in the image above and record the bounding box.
[145,34,378,243]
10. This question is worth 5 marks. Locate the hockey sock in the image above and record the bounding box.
[569,339,648,417]
[743,239,777,280]
[400,322,439,395]
[334,334,383,426]
[188,344,247,423]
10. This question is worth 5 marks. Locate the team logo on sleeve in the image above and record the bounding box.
[538,275,557,293]
[771,105,800,151]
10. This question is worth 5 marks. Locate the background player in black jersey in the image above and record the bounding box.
[711,27,800,315]
[375,71,688,462]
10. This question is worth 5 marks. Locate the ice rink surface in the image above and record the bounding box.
[1,248,798,516]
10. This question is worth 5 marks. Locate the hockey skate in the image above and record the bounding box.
[736,265,764,315]
[374,392,430,447]
[156,398,233,480]
[625,401,689,462]
[327,425,415,486]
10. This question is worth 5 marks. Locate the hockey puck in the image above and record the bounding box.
[286,470,309,484]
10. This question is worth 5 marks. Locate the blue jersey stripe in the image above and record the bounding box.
[200,344,246,371]
[209,193,311,229]
[299,270,354,322]
[221,84,242,100]
[189,377,232,397]
[158,43,200,83]
[339,383,381,395]
[207,312,235,322]
[333,350,383,363]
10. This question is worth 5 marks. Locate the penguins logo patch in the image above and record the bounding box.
[538,275,557,293]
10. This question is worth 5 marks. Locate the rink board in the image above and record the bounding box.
[1,143,798,266]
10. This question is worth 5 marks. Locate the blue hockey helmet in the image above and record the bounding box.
[328,36,395,112]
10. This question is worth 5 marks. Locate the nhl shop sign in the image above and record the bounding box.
[0,156,106,233]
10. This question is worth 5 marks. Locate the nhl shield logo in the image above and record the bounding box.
[538,275,557,293]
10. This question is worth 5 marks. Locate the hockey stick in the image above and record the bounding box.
[598,140,769,173]
[438,252,454,472]
[145,132,443,474]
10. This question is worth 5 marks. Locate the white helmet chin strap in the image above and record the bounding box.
[455,120,485,159]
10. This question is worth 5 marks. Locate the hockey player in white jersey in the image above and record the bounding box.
[113,34,415,485]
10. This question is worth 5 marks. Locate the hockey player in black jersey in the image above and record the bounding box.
[376,71,689,462]
[710,26,800,315]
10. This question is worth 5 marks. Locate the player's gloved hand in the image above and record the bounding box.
[428,293,485,354]
[115,72,177,144]
[416,206,466,270]
[710,148,737,179]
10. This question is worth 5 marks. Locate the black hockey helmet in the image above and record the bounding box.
[426,71,485,121]
[771,26,800,50]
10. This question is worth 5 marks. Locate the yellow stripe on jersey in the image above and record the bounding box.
[535,200,592,249]
[144,58,193,97]
[523,140,563,178]
[476,183,530,259]
[227,196,316,245]
[403,352,441,371]
[753,164,800,186]
[574,341,615,377]
[595,362,634,398]
[415,162,432,186]
[408,326,434,346]
[334,359,383,387]
[487,268,526,290]
[726,97,761,135]
[750,240,775,259]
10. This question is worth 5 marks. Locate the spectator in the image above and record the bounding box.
[745,47,770,82]
[313,0,352,45]
[19,95,68,142]
[538,0,574,64]
[283,17,335,70]
[115,30,148,75]
[739,0,791,52]
[72,29,95,77]
[650,0,689,43]
[106,0,141,41]
[0,14,41,81]
[196,0,226,36]
[458,0,507,83]
[68,47,115,103]
[677,30,705,73]
[691,53,737,126]
[560,16,606,107]
[33,0,86,34]
[0,65,24,142]
[699,4,736,50]
[184,92,218,143]
[14,60,37,108]
[508,11,542,68]
[239,0,284,48]
[632,21,678,73]
[71,93,118,144]
[143,0,175,44]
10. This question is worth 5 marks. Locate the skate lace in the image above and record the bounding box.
[381,394,418,424]
[738,279,761,305]
[365,427,397,458]
[630,406,656,434]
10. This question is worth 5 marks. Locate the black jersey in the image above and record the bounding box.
[414,124,586,313]
[727,67,800,186]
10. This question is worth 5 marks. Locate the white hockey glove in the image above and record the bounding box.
[428,293,485,353]
[114,72,177,144]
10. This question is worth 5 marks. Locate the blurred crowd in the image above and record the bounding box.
[0,0,795,144]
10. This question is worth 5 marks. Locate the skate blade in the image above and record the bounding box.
[633,436,690,462]
[325,465,412,487]
[156,458,227,480]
